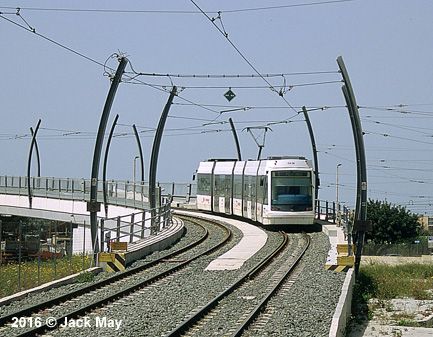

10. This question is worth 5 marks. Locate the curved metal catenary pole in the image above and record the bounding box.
[27,119,41,208]
[102,114,119,218]
[337,56,368,279]
[228,118,242,161]
[337,56,367,221]
[132,124,145,183]
[29,127,41,178]
[302,106,319,200]
[89,57,128,255]
[149,86,177,230]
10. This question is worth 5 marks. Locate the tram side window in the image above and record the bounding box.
[224,175,232,195]
[214,175,228,197]
[244,175,252,197]
[197,173,211,195]
[233,175,242,199]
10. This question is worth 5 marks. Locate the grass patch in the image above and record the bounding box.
[350,263,433,326]
[396,319,421,327]
[357,263,433,300]
[0,255,92,298]
[74,271,96,283]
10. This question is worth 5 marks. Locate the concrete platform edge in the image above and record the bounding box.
[123,217,185,266]
[329,268,355,337]
[0,267,102,307]
[98,217,185,272]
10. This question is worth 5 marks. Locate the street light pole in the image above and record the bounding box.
[133,155,139,185]
[336,163,342,206]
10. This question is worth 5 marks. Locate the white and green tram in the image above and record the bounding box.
[196,156,316,225]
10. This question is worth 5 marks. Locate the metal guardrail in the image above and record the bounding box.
[316,199,353,252]
[99,198,173,252]
[316,199,352,224]
[157,181,196,203]
[0,176,154,209]
[0,176,185,248]
[0,176,197,206]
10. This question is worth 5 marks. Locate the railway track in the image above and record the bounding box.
[166,232,310,337]
[0,215,233,337]
[0,214,343,337]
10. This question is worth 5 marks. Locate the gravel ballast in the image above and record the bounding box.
[0,217,347,337]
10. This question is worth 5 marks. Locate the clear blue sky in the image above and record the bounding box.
[1,0,432,215]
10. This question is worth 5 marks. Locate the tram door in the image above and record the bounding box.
[250,177,257,221]
[214,174,231,214]
[244,176,255,220]
[213,175,220,213]
[224,175,231,214]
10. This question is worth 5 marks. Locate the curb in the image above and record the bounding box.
[0,267,102,307]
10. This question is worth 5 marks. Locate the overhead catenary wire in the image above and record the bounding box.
[127,70,340,78]
[125,79,343,90]
[360,105,433,117]
[364,130,433,145]
[0,11,106,68]
[361,118,433,135]
[0,7,343,121]
[189,0,299,114]
[0,1,355,15]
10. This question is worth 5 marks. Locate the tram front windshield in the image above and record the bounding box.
[271,171,312,212]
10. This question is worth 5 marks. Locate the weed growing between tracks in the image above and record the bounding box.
[0,255,92,297]
[349,263,433,327]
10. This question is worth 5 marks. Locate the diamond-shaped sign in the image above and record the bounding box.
[224,89,236,102]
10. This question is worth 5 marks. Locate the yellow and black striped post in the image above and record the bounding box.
[99,253,126,272]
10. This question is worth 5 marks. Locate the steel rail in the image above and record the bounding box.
[230,233,310,336]
[0,217,221,328]
[166,230,289,336]
[9,216,233,336]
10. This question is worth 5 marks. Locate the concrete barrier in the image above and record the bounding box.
[98,216,185,272]
[329,268,355,337]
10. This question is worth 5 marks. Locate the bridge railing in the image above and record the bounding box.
[0,175,170,233]
[158,182,197,203]
[0,176,157,209]
[99,196,172,252]
[316,199,353,242]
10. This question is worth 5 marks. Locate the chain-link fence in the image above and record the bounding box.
[0,218,92,297]
[362,242,430,257]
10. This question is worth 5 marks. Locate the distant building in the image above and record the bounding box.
[419,216,433,235]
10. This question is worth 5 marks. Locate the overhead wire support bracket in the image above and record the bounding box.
[243,126,272,160]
